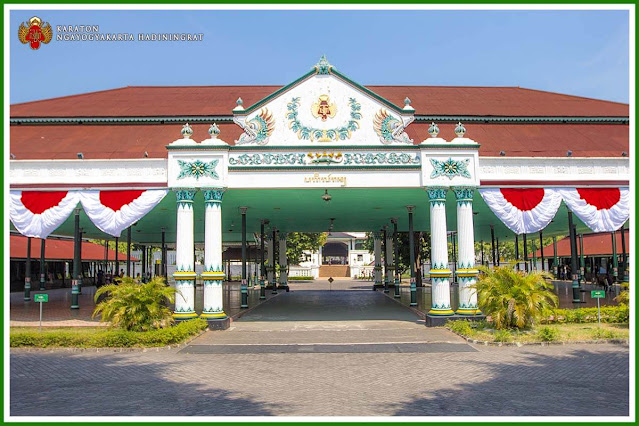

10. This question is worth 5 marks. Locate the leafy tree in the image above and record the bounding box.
[472,266,558,329]
[92,276,176,331]
[364,231,430,285]
[286,232,328,267]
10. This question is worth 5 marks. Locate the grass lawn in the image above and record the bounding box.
[447,320,629,344]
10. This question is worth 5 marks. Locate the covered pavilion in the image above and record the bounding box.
[9,57,630,327]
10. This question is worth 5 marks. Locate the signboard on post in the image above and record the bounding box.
[591,290,605,323]
[34,293,48,331]
[34,293,48,303]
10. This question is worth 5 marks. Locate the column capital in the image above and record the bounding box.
[452,186,475,204]
[372,231,383,240]
[203,188,225,203]
[279,232,287,241]
[405,205,415,213]
[239,206,248,215]
[426,187,448,203]
[174,188,197,201]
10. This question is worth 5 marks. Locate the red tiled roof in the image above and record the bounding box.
[9,122,629,160]
[10,85,629,118]
[529,229,629,258]
[10,235,139,261]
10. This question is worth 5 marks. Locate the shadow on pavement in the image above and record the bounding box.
[390,348,629,416]
[10,352,276,416]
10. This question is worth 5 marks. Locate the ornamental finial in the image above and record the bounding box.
[404,97,411,106]
[181,123,193,139]
[233,97,245,112]
[208,123,220,138]
[314,55,333,75]
[454,122,466,138]
[428,122,440,138]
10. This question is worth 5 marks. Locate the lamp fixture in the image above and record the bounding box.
[566,150,572,157]
[10,153,15,159]
[77,152,84,159]
[144,151,149,158]
[499,151,506,156]
[622,151,628,157]
[322,189,332,203]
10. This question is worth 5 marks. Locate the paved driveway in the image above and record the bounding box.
[10,282,630,417]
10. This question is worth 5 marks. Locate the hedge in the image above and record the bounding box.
[288,276,314,281]
[545,306,629,324]
[10,318,208,348]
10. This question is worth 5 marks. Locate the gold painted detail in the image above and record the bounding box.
[311,95,337,121]
[307,152,343,164]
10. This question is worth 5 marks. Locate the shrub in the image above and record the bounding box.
[288,276,314,281]
[447,320,474,336]
[537,326,559,342]
[10,319,208,348]
[493,329,512,342]
[93,276,176,331]
[472,266,558,329]
[590,327,618,340]
[614,282,629,305]
[549,306,629,324]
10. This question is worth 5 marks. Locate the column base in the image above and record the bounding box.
[455,308,482,316]
[173,312,198,320]
[427,308,455,316]
[202,316,231,330]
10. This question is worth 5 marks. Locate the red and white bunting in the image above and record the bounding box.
[10,190,81,239]
[479,188,562,235]
[80,189,168,237]
[558,187,629,232]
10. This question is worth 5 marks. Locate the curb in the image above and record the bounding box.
[229,291,282,322]
[9,329,208,353]
[446,328,629,347]
[379,288,426,320]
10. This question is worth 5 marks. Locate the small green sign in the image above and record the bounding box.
[591,290,605,299]
[34,294,48,303]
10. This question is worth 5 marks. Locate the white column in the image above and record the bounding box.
[279,232,287,287]
[373,232,382,285]
[427,187,453,316]
[266,233,274,286]
[454,187,480,315]
[201,189,227,320]
[173,188,198,320]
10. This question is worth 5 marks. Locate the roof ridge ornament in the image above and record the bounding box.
[314,55,333,75]
[233,97,245,112]
[403,97,415,112]
[454,121,466,138]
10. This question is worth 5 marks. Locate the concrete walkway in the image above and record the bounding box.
[189,281,464,347]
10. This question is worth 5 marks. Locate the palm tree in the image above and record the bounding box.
[93,276,177,331]
[472,266,558,329]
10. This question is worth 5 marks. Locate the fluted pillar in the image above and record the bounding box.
[173,188,197,320]
[201,189,227,321]
[279,232,288,289]
[271,228,278,293]
[453,187,480,315]
[373,232,382,286]
[427,187,453,316]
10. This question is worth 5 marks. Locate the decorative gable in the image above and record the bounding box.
[232,56,415,147]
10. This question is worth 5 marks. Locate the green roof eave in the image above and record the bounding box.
[233,67,408,117]
[330,69,407,115]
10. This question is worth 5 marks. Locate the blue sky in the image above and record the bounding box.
[9,9,630,105]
